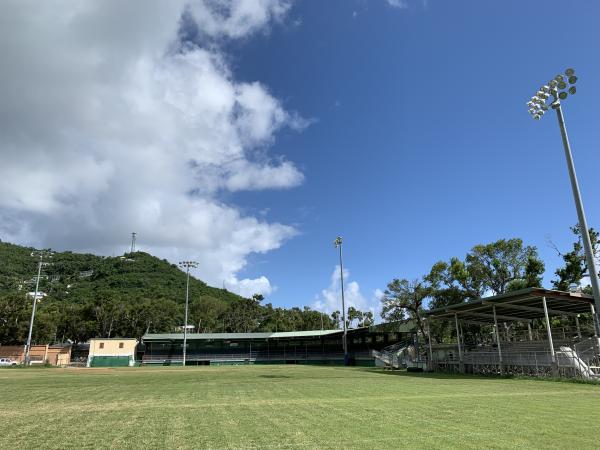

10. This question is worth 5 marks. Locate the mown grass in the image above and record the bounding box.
[1,365,599,449]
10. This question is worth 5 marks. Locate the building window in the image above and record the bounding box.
[119,342,124,349]
[99,343,104,349]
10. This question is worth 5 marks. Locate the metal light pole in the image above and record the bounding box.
[334,236,348,365]
[24,250,52,365]
[178,260,198,367]
[528,68,600,332]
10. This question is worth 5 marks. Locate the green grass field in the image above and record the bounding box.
[1,365,599,449]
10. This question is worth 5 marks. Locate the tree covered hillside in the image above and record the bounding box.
[0,242,243,302]
[0,242,336,345]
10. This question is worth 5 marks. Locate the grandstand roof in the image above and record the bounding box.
[425,287,594,324]
[143,330,342,341]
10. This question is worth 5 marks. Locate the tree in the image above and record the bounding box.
[331,311,341,329]
[359,311,374,327]
[0,293,30,344]
[347,306,361,328]
[381,279,428,337]
[189,296,228,332]
[552,225,599,292]
[465,238,544,295]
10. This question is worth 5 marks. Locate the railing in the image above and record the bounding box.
[431,341,600,379]
[555,347,596,378]
[142,351,358,364]
[462,351,555,367]
[372,350,399,368]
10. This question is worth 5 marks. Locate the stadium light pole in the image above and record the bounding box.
[178,260,198,367]
[527,68,600,333]
[334,236,349,366]
[24,250,52,365]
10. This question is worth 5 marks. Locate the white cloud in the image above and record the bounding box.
[225,276,274,298]
[0,0,303,297]
[386,0,408,9]
[186,0,292,39]
[312,266,382,323]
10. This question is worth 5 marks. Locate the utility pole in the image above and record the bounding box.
[24,250,52,365]
[178,261,198,367]
[334,236,348,366]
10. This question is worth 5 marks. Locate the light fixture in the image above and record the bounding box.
[568,86,576,95]
[568,75,578,84]
[565,68,575,77]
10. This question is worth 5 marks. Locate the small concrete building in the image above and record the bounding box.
[87,338,137,367]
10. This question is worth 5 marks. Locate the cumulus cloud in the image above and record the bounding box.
[312,266,382,322]
[225,276,274,298]
[0,0,303,297]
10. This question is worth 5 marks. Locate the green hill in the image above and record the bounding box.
[0,241,243,303]
[0,241,335,345]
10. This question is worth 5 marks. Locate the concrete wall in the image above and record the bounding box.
[0,344,48,363]
[0,344,70,365]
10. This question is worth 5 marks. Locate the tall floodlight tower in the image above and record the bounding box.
[527,68,600,333]
[24,250,53,365]
[334,236,349,366]
[178,260,198,366]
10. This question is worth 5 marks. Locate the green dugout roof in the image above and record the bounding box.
[143,329,343,341]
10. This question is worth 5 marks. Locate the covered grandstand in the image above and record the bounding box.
[424,287,600,379]
[141,323,415,366]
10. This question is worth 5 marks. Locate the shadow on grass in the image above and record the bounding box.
[259,374,291,379]
[354,367,600,385]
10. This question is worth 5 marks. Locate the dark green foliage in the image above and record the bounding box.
[383,238,546,344]
[0,242,336,345]
[347,306,374,328]
[465,239,544,295]
[381,279,428,337]
[552,225,599,293]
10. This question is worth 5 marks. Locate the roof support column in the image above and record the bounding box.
[575,315,582,340]
[492,305,503,373]
[454,313,463,373]
[542,297,556,363]
[591,304,599,339]
[426,319,433,371]
[527,323,533,341]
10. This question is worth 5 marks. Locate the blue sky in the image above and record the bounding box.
[224,0,600,311]
[2,1,599,317]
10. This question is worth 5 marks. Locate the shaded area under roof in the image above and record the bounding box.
[425,287,594,324]
[143,330,343,341]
